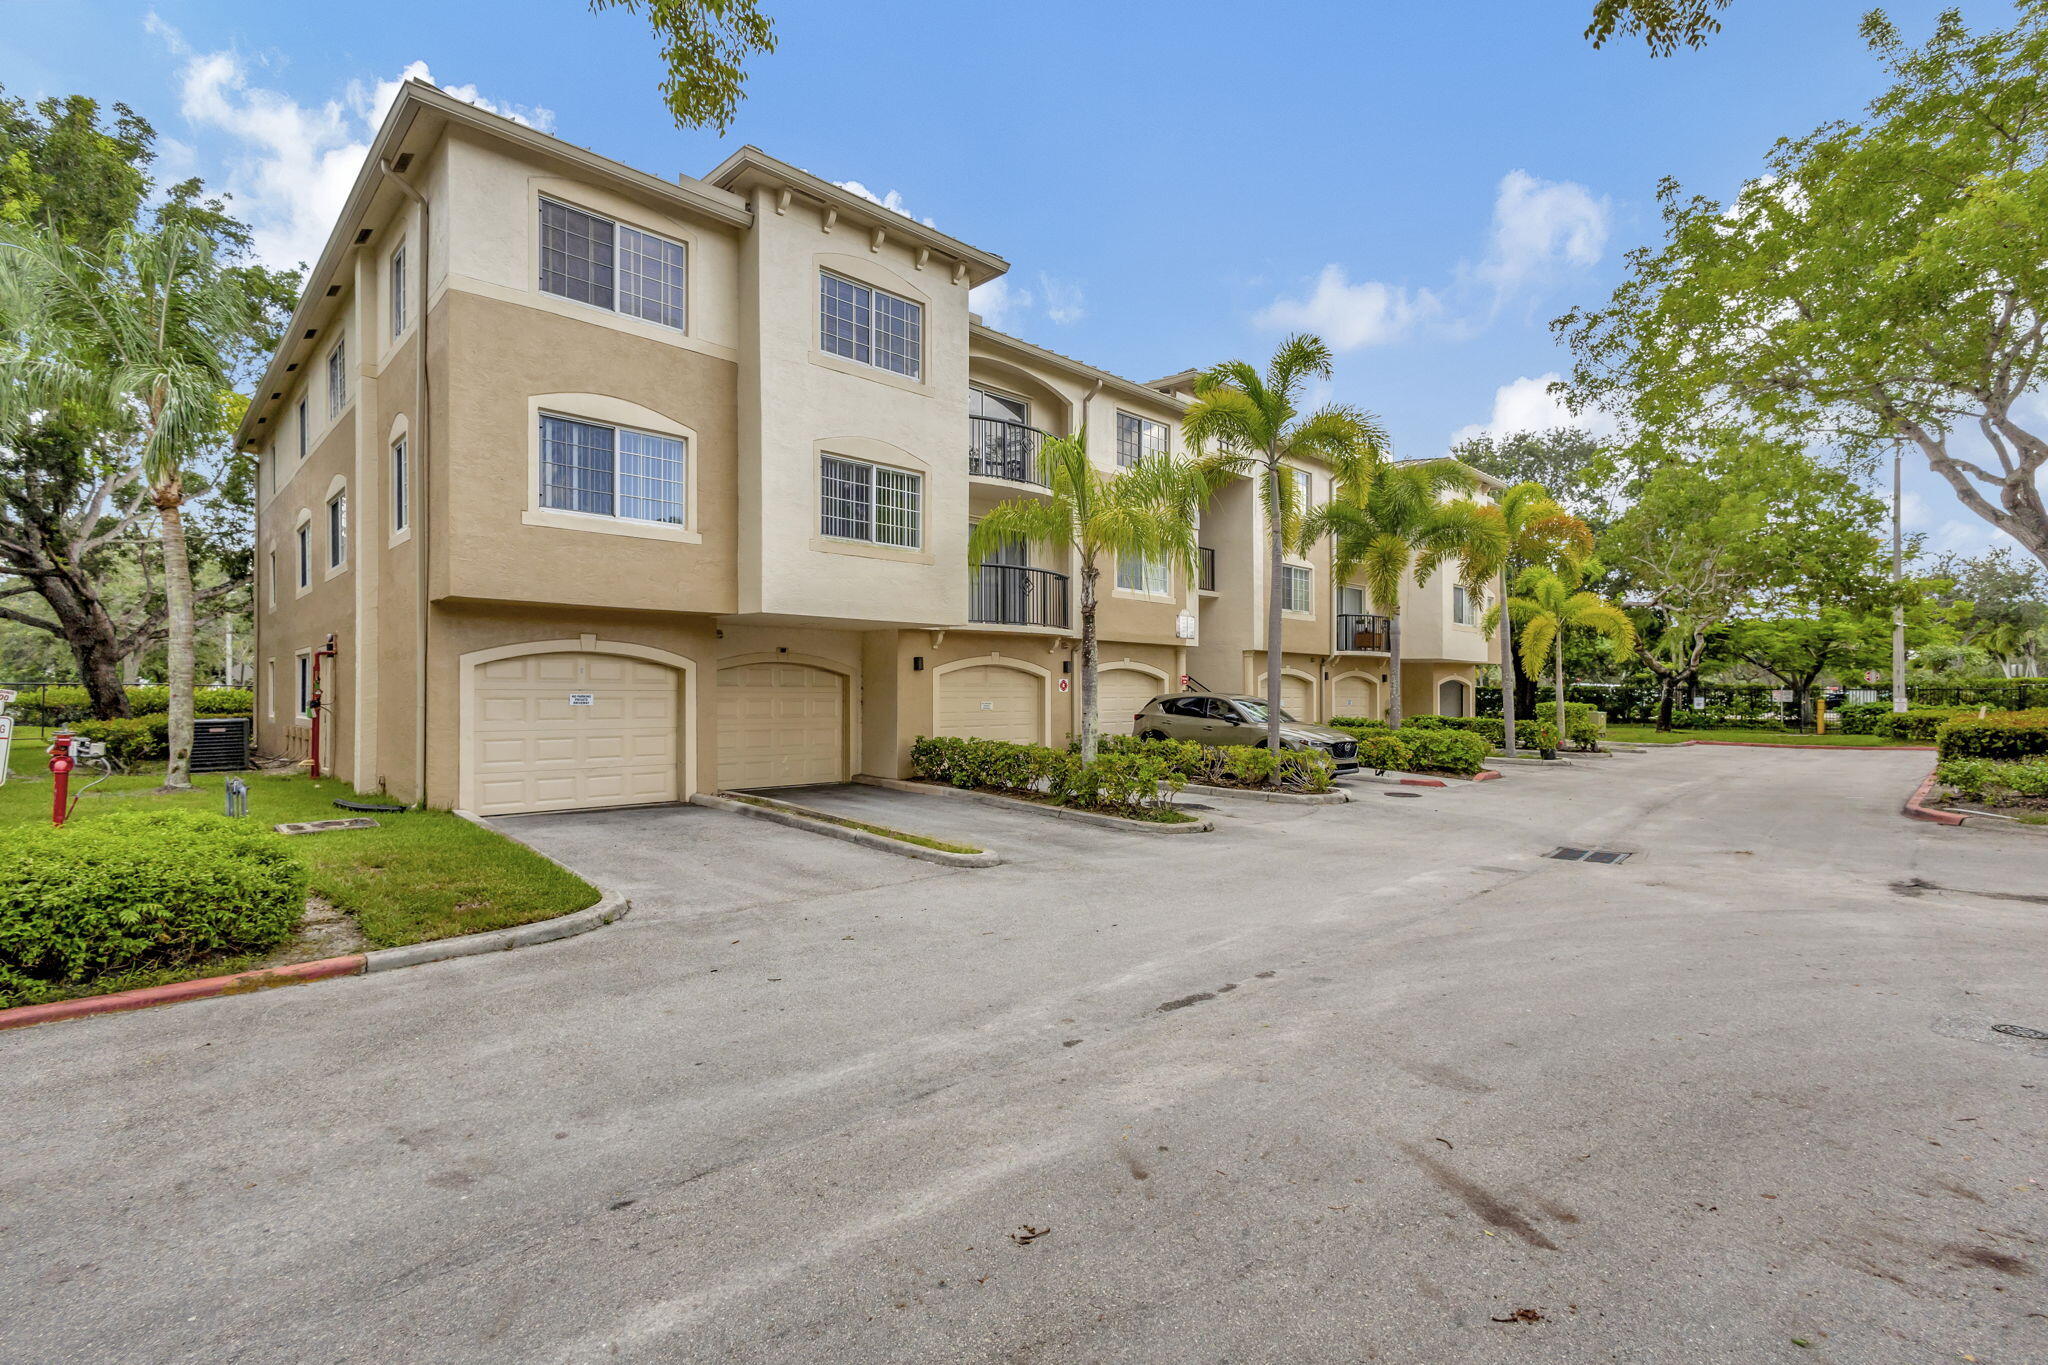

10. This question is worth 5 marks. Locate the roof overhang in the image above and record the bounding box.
[969,323,1185,413]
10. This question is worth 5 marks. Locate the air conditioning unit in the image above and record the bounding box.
[192,716,252,774]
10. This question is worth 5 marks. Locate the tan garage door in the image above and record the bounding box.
[938,664,1044,744]
[717,663,846,790]
[471,652,680,816]
[1258,672,1316,721]
[1096,669,1164,736]
[1332,674,1380,720]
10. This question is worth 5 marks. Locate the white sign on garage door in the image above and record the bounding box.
[471,653,680,816]
[937,664,1043,745]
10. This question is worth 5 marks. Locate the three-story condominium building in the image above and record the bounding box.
[240,81,1495,815]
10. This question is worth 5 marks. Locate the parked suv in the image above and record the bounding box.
[1132,693,1359,770]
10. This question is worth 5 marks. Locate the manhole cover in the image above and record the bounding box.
[1382,790,1422,799]
[1992,1023,2048,1040]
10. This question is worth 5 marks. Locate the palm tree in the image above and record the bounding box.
[967,432,1207,762]
[1304,458,1503,727]
[1180,334,1387,751]
[0,221,256,790]
[1468,483,1593,751]
[1492,561,1637,734]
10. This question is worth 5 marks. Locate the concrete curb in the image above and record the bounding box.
[1903,770,1969,826]
[689,792,1002,867]
[361,890,631,972]
[1181,782,1349,805]
[1347,772,1448,789]
[1676,739,1936,752]
[1488,753,1577,767]
[852,774,1215,833]
[0,955,366,1033]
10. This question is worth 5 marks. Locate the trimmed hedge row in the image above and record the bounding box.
[1533,701,1604,750]
[1405,714,1563,752]
[1935,709,2048,761]
[1325,716,1503,773]
[1935,756,2048,803]
[909,736,1188,815]
[0,810,307,1005]
[1090,734,1336,792]
[9,686,251,727]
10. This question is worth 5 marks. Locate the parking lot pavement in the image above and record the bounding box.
[5,746,2045,1364]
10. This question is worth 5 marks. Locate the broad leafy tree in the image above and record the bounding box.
[1560,4,2048,574]
[1303,459,1503,728]
[592,0,777,132]
[1585,0,1731,54]
[1451,428,1617,530]
[967,434,1207,762]
[1182,335,1387,750]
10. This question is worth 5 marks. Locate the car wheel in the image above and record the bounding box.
[1140,729,1168,741]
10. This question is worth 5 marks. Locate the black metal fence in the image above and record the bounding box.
[1198,546,1216,593]
[968,417,1049,487]
[1335,613,1392,653]
[969,565,1071,629]
[1477,677,2048,724]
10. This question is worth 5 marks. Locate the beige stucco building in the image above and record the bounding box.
[240,82,1495,815]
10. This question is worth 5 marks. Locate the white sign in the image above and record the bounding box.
[979,700,994,710]
[1864,670,1879,683]
[0,688,15,708]
[1175,612,1197,640]
[0,714,11,786]
[1058,677,1070,693]
[1770,689,1793,703]
[568,693,594,707]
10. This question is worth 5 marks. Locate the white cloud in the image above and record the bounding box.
[969,276,1030,329]
[1450,372,1618,446]
[832,179,936,229]
[1037,273,1085,325]
[1472,170,1609,300]
[147,15,551,270]
[1254,264,1439,351]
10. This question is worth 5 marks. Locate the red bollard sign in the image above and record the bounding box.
[48,733,75,827]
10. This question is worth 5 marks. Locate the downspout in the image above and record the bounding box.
[379,158,432,806]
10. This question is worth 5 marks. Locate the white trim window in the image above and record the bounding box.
[819,272,922,379]
[1281,563,1313,613]
[1291,467,1314,511]
[539,414,686,525]
[389,241,407,337]
[1452,584,1483,625]
[1116,412,1169,468]
[820,453,921,547]
[1116,552,1171,596]
[327,490,348,569]
[266,659,276,720]
[327,337,347,419]
[391,435,409,533]
[296,524,311,589]
[296,651,312,720]
[296,399,308,459]
[266,550,277,609]
[539,197,687,330]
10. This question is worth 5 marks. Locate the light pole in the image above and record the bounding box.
[1891,444,1907,713]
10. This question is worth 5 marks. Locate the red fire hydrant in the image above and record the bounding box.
[47,732,75,827]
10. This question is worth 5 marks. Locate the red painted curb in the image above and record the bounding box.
[0,954,367,1033]
[1902,770,1968,826]
[1471,770,1504,782]
[1397,777,1449,788]
[1675,739,1936,751]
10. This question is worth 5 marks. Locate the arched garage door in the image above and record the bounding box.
[1096,668,1164,736]
[1332,673,1380,721]
[1257,671,1316,720]
[471,652,681,816]
[717,662,846,789]
[938,664,1044,744]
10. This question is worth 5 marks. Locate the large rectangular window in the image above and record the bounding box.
[820,454,921,547]
[391,436,409,533]
[327,338,347,419]
[539,197,686,329]
[327,491,347,569]
[1116,553,1171,596]
[1281,563,1313,613]
[819,272,922,379]
[539,414,686,525]
[389,242,407,337]
[1116,411,1169,468]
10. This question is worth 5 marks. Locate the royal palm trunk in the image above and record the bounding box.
[1078,563,1100,762]
[1264,459,1284,751]
[157,490,196,791]
[1386,611,1404,727]
[1497,568,1518,751]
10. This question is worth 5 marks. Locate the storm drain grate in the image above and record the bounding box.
[1547,846,1633,864]
[1992,1023,2048,1041]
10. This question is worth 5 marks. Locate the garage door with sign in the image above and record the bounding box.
[471,653,680,816]
[938,664,1043,745]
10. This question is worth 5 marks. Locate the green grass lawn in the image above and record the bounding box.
[0,768,599,1008]
[1603,725,1925,748]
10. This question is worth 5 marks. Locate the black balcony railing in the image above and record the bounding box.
[970,564,1071,629]
[968,416,1049,486]
[1336,612,1392,652]
[1198,546,1216,592]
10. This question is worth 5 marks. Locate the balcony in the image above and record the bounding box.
[970,564,1070,629]
[1336,612,1392,652]
[968,416,1049,487]
[1198,546,1216,593]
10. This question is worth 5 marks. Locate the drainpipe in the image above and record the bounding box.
[379,157,432,806]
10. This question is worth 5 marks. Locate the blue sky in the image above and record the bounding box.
[3,0,2026,556]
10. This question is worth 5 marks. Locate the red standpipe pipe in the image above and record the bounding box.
[48,733,74,827]
[308,634,338,780]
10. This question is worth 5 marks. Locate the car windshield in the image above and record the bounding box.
[1232,700,1297,723]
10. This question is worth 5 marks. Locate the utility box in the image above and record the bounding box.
[191,716,252,774]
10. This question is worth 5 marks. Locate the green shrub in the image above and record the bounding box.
[1867,707,1964,742]
[1325,717,1391,736]
[10,686,251,727]
[1396,726,1490,775]
[1089,733,1333,792]
[1415,715,1562,751]
[1935,709,2048,761]
[1356,732,1413,775]
[1936,755,2048,802]
[1534,701,1605,750]
[70,715,173,765]
[1833,701,1890,735]
[911,735,1184,813]
[0,810,307,1002]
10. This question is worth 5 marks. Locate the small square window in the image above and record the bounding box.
[1281,564,1313,614]
[1116,412,1170,468]
[1116,553,1171,595]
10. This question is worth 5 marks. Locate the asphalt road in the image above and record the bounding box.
[4,747,2044,1363]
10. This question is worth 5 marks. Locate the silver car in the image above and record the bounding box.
[1131,693,1360,769]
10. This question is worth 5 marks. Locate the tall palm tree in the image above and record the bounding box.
[0,221,256,790]
[967,432,1207,762]
[1468,483,1594,751]
[1492,561,1637,732]
[1180,334,1386,751]
[1304,458,1503,727]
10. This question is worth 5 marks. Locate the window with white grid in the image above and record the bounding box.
[1281,564,1313,613]
[540,198,615,309]
[327,337,347,418]
[1116,553,1171,595]
[1116,411,1169,467]
[539,414,685,525]
[617,225,687,329]
[820,454,921,547]
[819,272,922,379]
[1292,467,1313,510]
